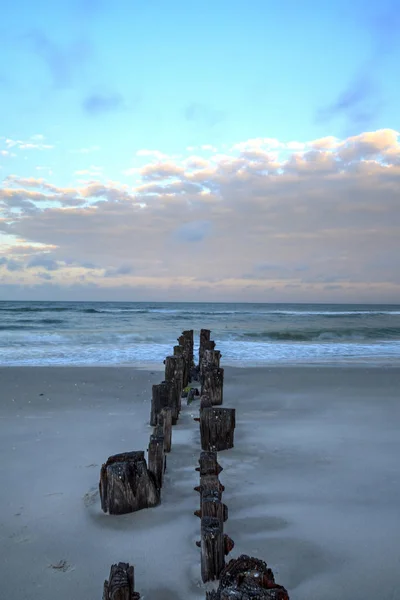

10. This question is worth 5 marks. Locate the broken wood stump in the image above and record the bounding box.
[103,562,140,600]
[196,451,223,476]
[200,407,236,452]
[201,366,224,405]
[197,516,234,583]
[148,430,165,491]
[150,380,179,426]
[157,407,172,453]
[99,451,159,515]
[205,554,290,600]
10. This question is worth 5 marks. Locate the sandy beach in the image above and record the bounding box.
[0,365,399,599]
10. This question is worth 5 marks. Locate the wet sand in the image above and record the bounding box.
[0,366,399,599]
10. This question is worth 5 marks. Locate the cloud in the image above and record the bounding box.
[0,257,23,272]
[27,255,60,271]
[1,128,400,301]
[184,103,225,127]
[82,92,125,115]
[25,30,91,88]
[174,221,212,242]
[104,264,135,277]
[4,137,53,151]
[140,162,185,181]
[317,2,400,129]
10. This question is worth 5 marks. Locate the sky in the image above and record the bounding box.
[0,0,399,302]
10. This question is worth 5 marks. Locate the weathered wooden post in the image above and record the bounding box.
[164,355,178,381]
[205,555,290,600]
[178,330,193,386]
[150,380,179,426]
[164,355,184,415]
[200,394,214,410]
[103,562,141,600]
[182,329,194,366]
[194,492,228,522]
[196,516,234,582]
[202,349,221,380]
[199,328,211,368]
[200,407,236,452]
[196,451,223,476]
[200,342,218,384]
[99,451,159,514]
[202,367,224,405]
[157,407,172,453]
[148,427,165,491]
[194,473,225,500]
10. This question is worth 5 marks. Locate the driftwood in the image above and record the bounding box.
[197,517,234,582]
[150,381,179,426]
[99,452,159,514]
[148,433,165,491]
[103,562,140,600]
[196,451,223,476]
[199,328,211,368]
[157,407,172,453]
[200,407,236,452]
[202,367,224,405]
[206,554,290,600]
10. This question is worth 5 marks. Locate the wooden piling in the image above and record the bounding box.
[164,355,178,382]
[194,473,225,499]
[178,330,194,386]
[199,328,211,368]
[194,494,228,522]
[205,554,290,600]
[148,431,165,491]
[150,380,179,426]
[157,407,172,453]
[196,451,223,476]
[103,562,141,600]
[200,394,214,410]
[199,516,226,582]
[99,451,159,514]
[202,367,224,405]
[200,407,236,452]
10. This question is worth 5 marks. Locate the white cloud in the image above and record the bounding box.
[1,128,400,301]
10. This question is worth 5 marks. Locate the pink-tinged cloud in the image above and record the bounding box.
[0,128,399,302]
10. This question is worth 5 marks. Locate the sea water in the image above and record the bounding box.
[0,301,399,367]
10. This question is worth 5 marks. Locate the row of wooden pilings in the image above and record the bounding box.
[101,329,290,600]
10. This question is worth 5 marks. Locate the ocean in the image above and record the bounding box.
[0,301,400,367]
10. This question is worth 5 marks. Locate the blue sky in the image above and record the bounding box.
[1,0,399,185]
[0,0,399,301]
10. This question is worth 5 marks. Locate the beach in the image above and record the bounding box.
[1,365,399,599]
